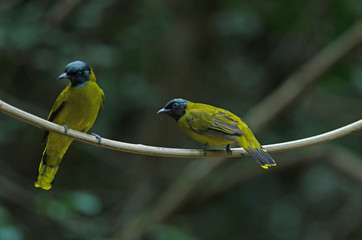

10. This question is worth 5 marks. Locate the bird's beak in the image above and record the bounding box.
[157,108,171,114]
[58,72,68,80]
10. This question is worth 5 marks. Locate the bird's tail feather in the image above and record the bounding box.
[34,153,59,190]
[246,147,276,169]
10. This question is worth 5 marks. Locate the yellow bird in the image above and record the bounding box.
[157,98,276,169]
[35,61,104,190]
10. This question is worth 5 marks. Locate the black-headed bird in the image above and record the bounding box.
[35,60,104,190]
[157,98,276,169]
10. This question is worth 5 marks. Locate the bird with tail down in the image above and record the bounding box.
[35,61,104,190]
[157,98,276,169]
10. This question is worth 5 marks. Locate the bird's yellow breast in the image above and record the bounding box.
[53,81,103,132]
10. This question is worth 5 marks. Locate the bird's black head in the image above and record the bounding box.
[58,60,91,87]
[157,98,189,121]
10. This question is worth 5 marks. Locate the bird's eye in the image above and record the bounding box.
[75,70,82,77]
[172,102,180,108]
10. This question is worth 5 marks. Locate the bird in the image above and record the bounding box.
[157,98,276,169]
[35,60,104,190]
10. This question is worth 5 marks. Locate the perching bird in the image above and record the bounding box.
[35,60,104,190]
[157,98,276,169]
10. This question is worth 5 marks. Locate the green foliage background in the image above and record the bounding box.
[0,0,361,239]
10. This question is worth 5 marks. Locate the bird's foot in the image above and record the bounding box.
[202,144,208,156]
[225,144,232,156]
[90,133,102,144]
[62,125,69,135]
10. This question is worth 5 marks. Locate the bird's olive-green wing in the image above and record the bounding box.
[185,109,243,140]
[98,89,105,114]
[41,91,66,143]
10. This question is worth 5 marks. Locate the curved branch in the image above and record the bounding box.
[0,99,361,158]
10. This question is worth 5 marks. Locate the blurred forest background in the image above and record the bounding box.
[0,0,362,239]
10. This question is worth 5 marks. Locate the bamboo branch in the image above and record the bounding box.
[0,99,361,158]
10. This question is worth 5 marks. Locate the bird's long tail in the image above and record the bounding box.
[245,146,276,169]
[238,135,276,169]
[35,152,60,190]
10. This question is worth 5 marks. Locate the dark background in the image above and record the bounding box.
[0,0,361,239]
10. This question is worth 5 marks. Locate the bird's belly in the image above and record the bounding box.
[46,101,98,159]
[181,126,236,147]
[56,103,97,130]
[53,88,100,132]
